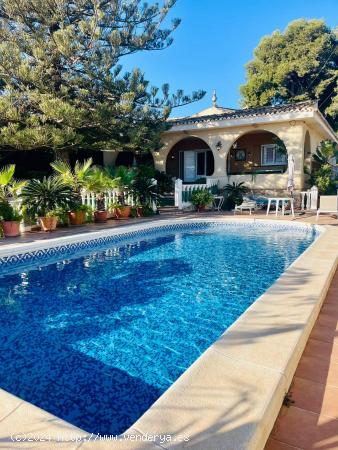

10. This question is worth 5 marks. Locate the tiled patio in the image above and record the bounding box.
[265,268,338,450]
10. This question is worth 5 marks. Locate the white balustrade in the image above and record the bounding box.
[174,178,219,209]
[300,186,318,211]
[81,189,138,210]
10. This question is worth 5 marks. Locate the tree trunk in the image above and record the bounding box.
[54,149,70,163]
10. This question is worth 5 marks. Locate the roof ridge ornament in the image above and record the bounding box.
[212,89,217,107]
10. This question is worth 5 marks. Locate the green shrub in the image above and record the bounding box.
[131,176,159,207]
[191,190,213,208]
[154,171,174,194]
[195,177,207,184]
[313,164,337,194]
[21,177,76,217]
[73,204,90,212]
[142,205,155,216]
[223,182,249,210]
[309,140,338,194]
[0,201,22,221]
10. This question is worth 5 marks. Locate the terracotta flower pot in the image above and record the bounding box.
[197,205,206,212]
[2,221,20,237]
[94,210,108,223]
[116,206,131,219]
[68,210,86,226]
[40,216,58,231]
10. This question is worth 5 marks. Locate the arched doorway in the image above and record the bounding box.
[166,137,214,182]
[227,130,288,175]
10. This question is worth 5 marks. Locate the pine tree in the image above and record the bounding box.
[0,0,205,158]
[240,19,338,129]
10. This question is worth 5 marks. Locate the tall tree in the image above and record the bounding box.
[0,0,205,158]
[240,19,338,129]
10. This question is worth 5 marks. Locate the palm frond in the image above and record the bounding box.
[50,160,72,175]
[74,158,93,177]
[0,165,15,186]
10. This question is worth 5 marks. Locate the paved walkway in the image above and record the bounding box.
[265,268,338,450]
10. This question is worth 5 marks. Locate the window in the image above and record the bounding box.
[179,150,214,181]
[261,144,286,166]
[196,151,206,176]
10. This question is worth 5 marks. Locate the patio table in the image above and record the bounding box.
[266,197,295,217]
[212,195,224,211]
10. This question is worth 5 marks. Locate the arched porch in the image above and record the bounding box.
[165,137,215,182]
[227,130,288,176]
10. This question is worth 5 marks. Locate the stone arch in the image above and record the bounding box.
[226,129,288,176]
[303,130,311,166]
[301,129,313,188]
[165,137,215,181]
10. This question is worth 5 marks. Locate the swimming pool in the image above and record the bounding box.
[0,221,317,435]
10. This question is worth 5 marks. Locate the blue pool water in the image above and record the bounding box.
[0,223,316,434]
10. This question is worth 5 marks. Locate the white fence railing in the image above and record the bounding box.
[300,185,318,210]
[81,189,136,210]
[175,178,219,209]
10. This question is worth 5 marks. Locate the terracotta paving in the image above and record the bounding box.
[265,269,338,450]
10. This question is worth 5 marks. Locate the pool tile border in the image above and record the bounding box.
[0,218,319,274]
[0,217,336,450]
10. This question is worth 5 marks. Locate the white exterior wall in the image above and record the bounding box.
[155,121,308,191]
[100,108,336,194]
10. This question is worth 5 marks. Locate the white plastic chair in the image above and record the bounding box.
[234,200,258,215]
[316,195,338,220]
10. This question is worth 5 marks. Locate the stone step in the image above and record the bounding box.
[158,206,183,215]
[158,206,178,211]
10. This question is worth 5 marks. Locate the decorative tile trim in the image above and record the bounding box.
[0,219,321,276]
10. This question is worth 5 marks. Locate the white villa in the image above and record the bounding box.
[142,94,337,195]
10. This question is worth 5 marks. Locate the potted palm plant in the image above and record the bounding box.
[223,182,249,210]
[131,174,159,216]
[114,166,135,219]
[0,164,27,202]
[51,158,93,226]
[191,189,213,212]
[21,177,75,231]
[0,201,22,237]
[85,167,116,222]
[0,164,26,235]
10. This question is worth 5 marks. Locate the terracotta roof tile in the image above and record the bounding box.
[168,100,318,126]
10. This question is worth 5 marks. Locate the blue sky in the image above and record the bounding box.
[123,0,337,117]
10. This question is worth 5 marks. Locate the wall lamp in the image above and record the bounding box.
[215,141,222,152]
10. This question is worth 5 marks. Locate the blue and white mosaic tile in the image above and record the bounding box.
[0,220,319,274]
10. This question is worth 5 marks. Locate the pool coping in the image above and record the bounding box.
[0,217,337,450]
